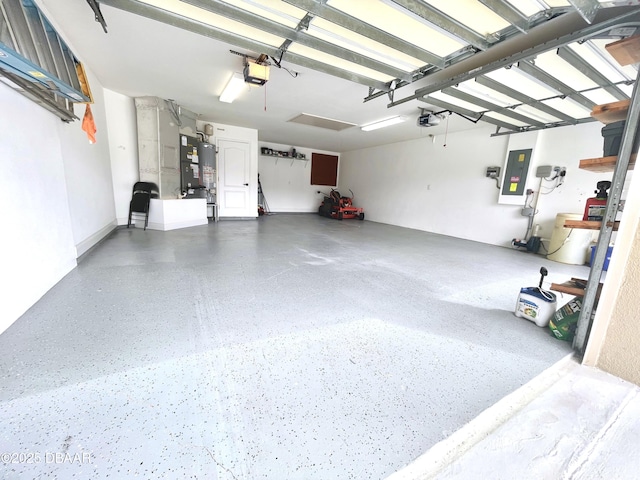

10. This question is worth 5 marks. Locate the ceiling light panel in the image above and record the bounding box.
[543,97,592,118]
[361,115,407,131]
[139,0,285,46]
[425,0,510,36]
[307,17,425,72]
[222,0,307,28]
[618,84,635,97]
[504,0,546,16]
[287,43,395,83]
[568,41,628,83]
[483,112,528,127]
[581,88,620,105]
[487,68,560,99]
[457,80,519,107]
[326,0,465,57]
[590,38,639,81]
[533,50,599,91]
[512,104,563,123]
[429,91,486,112]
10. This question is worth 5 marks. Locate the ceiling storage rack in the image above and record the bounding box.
[569,34,640,354]
[92,0,640,136]
[0,0,91,121]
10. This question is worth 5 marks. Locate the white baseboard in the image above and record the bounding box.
[75,220,118,257]
[146,218,208,231]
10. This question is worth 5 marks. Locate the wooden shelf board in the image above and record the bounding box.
[606,34,640,67]
[564,220,620,231]
[591,99,629,124]
[579,154,636,172]
[550,278,603,298]
[551,278,587,297]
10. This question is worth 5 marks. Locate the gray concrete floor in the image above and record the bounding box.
[0,214,590,479]
[391,357,640,480]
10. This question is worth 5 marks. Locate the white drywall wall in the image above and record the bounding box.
[339,123,612,249]
[105,89,139,225]
[258,142,340,212]
[57,67,116,256]
[0,84,77,334]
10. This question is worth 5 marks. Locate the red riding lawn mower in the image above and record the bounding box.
[318,189,365,220]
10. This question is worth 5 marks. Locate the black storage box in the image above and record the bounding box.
[602,121,625,156]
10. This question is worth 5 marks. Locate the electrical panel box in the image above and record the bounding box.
[536,165,553,178]
[501,149,532,196]
[486,166,501,178]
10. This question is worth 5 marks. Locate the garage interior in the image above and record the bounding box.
[1,1,640,479]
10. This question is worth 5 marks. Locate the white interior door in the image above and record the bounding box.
[217,139,253,217]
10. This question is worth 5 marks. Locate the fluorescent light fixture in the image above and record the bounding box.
[219,72,245,103]
[361,115,406,131]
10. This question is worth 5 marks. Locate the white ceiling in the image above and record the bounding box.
[35,0,640,152]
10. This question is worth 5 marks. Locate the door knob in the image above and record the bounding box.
[243,183,249,186]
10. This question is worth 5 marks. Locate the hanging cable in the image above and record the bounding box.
[539,229,574,255]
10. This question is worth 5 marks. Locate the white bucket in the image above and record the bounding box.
[547,213,594,265]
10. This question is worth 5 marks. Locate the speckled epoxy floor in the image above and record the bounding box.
[0,214,589,479]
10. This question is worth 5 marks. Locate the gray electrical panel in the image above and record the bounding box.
[501,149,532,196]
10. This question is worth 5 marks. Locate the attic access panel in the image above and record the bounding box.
[288,113,356,131]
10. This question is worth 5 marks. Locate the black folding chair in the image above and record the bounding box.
[127,181,159,230]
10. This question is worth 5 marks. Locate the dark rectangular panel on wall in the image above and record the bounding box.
[501,148,532,196]
[311,153,338,186]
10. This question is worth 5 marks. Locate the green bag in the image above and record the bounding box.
[549,297,583,341]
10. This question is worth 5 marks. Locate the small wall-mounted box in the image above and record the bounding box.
[536,165,553,178]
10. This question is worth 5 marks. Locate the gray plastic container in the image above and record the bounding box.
[601,120,640,157]
[602,121,625,156]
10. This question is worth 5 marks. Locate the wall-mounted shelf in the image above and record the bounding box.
[262,154,309,167]
[261,153,308,159]
[579,154,636,172]
[590,99,630,124]
[261,146,308,167]
[564,220,620,231]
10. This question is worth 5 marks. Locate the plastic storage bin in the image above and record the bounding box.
[602,121,640,156]
[602,121,625,156]
[590,245,613,271]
